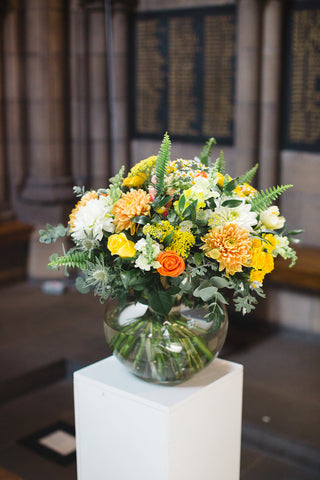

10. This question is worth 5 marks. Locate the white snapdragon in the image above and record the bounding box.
[189,176,219,201]
[71,197,115,244]
[260,206,285,230]
[134,238,161,271]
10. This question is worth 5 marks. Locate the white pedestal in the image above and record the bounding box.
[74,356,243,480]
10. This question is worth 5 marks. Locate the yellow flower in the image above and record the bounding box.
[107,233,136,258]
[123,155,157,188]
[250,269,265,284]
[201,223,252,277]
[167,229,196,259]
[234,183,257,198]
[112,189,151,234]
[263,233,277,254]
[123,173,147,188]
[250,236,274,286]
[216,172,225,187]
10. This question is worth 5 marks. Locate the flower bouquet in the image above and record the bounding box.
[40,133,300,384]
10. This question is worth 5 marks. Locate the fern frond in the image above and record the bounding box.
[212,150,225,174]
[238,163,259,185]
[155,132,171,196]
[250,184,293,213]
[48,251,90,270]
[199,137,216,167]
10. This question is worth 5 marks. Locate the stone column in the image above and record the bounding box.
[21,0,73,204]
[70,0,89,186]
[258,0,283,189]
[0,2,14,221]
[19,0,74,279]
[110,0,130,175]
[234,0,262,177]
[86,0,111,188]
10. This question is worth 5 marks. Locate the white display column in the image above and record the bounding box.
[74,356,243,480]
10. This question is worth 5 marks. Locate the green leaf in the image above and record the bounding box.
[152,195,172,210]
[221,199,243,208]
[286,229,304,237]
[163,231,174,247]
[223,178,239,194]
[193,285,218,302]
[199,137,216,166]
[75,276,91,294]
[238,163,259,185]
[131,215,150,225]
[147,290,174,316]
[178,195,185,213]
[210,276,230,289]
[39,223,68,244]
[155,132,171,196]
[250,184,293,213]
[194,252,205,266]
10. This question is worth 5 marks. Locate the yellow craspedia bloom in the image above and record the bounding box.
[107,233,136,258]
[123,173,147,188]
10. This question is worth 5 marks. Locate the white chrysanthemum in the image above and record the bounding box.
[71,197,115,243]
[209,203,257,231]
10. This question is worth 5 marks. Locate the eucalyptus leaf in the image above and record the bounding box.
[193,285,218,302]
[75,276,90,294]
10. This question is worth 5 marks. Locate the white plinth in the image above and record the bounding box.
[74,356,243,480]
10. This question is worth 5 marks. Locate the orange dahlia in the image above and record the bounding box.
[112,189,151,234]
[201,223,252,277]
[69,191,98,232]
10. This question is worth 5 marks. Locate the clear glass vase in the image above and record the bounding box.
[104,297,228,385]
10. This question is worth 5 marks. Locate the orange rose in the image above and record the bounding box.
[156,251,185,277]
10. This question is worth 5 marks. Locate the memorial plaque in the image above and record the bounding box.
[130,6,236,144]
[282,1,320,151]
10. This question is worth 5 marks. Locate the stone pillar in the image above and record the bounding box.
[258,0,283,189]
[234,0,262,177]
[0,3,14,221]
[70,0,89,186]
[21,0,73,204]
[86,0,110,188]
[110,0,130,175]
[19,0,74,279]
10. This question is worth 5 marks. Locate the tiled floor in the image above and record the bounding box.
[0,282,319,479]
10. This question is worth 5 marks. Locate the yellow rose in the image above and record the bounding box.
[260,206,285,230]
[123,173,147,188]
[216,172,224,187]
[107,233,137,258]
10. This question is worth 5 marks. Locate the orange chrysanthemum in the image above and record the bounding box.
[201,223,252,277]
[69,191,98,232]
[112,189,151,234]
